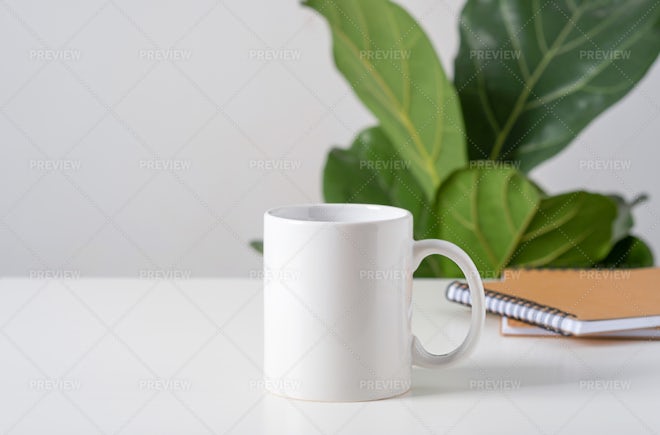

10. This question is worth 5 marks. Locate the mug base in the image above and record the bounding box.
[265,386,411,403]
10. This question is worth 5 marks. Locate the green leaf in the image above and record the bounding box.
[433,167,542,278]
[594,235,654,268]
[305,0,467,199]
[323,126,443,276]
[249,240,263,254]
[510,192,617,267]
[455,0,660,169]
[608,193,648,244]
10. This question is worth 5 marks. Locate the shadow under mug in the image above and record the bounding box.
[263,203,485,401]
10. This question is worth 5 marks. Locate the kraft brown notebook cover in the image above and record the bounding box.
[446,268,660,336]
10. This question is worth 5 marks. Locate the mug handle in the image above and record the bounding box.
[411,239,486,368]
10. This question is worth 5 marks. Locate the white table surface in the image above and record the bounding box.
[1,277,658,434]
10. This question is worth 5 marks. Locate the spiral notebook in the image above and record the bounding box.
[445,268,660,336]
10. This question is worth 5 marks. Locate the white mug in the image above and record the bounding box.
[263,204,485,401]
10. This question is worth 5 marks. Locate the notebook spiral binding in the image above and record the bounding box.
[446,281,576,336]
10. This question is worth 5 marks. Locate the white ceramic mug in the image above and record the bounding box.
[263,203,485,401]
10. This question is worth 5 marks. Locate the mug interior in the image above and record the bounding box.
[267,203,409,223]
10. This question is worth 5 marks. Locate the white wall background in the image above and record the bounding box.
[1,0,659,277]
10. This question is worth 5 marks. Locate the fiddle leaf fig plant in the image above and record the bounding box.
[508,191,618,268]
[305,0,466,199]
[252,0,657,277]
[432,167,542,277]
[454,0,660,169]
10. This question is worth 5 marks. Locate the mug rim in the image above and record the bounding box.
[265,203,412,225]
